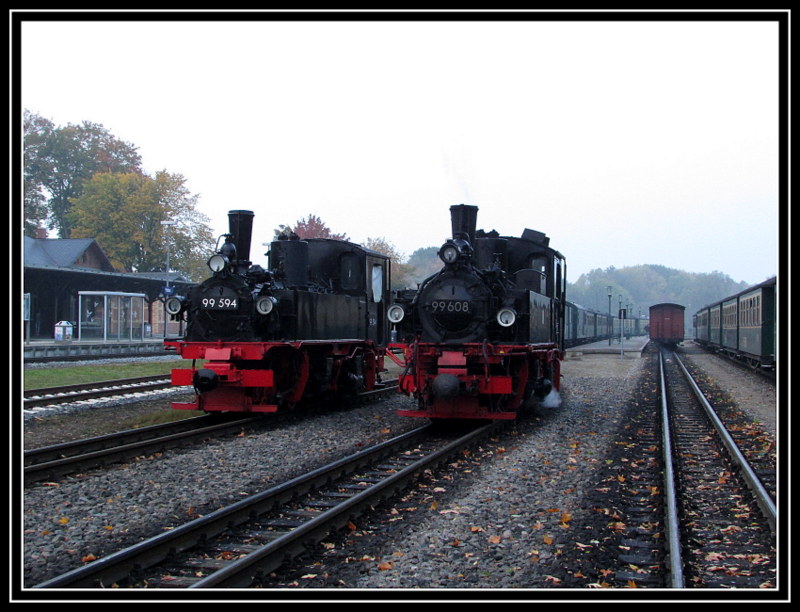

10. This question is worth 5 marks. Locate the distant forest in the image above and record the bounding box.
[564,264,754,320]
[401,248,756,322]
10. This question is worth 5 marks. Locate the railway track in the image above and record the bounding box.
[582,348,777,589]
[25,350,170,364]
[33,420,502,589]
[24,375,173,409]
[23,413,260,485]
[659,349,776,588]
[24,379,400,485]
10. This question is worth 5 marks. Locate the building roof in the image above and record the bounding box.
[23,236,194,301]
[24,236,115,272]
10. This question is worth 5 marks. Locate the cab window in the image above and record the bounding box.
[371,264,384,302]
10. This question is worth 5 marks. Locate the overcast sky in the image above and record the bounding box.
[17,11,785,286]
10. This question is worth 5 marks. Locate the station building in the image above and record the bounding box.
[23,233,195,344]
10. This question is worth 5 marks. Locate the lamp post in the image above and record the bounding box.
[607,286,612,346]
[161,220,177,337]
[627,303,632,339]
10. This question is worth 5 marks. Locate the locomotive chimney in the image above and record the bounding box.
[450,204,478,245]
[227,209,254,266]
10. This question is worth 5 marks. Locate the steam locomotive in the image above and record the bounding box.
[164,210,390,413]
[386,204,566,420]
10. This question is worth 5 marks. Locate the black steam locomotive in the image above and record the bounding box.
[164,210,391,413]
[386,204,566,420]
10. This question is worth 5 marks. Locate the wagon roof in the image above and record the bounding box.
[693,275,777,314]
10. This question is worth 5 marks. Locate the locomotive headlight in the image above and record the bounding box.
[255,296,276,315]
[208,253,228,273]
[439,244,459,264]
[387,304,405,324]
[165,296,184,315]
[496,307,517,327]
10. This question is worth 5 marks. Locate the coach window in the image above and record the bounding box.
[371,264,384,302]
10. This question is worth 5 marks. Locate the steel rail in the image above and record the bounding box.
[24,376,172,408]
[32,425,435,589]
[658,350,685,589]
[673,353,777,531]
[190,421,498,588]
[24,379,399,485]
[24,415,260,485]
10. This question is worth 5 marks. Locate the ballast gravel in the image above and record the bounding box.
[19,342,778,595]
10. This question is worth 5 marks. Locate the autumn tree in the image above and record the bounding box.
[274,214,349,241]
[23,110,142,237]
[68,170,214,281]
[22,111,52,236]
[406,246,442,287]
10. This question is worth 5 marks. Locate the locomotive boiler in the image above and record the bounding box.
[164,210,390,413]
[387,204,566,420]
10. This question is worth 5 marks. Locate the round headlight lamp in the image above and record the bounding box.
[439,244,459,264]
[165,296,183,315]
[256,296,276,315]
[496,307,517,327]
[208,254,228,273]
[387,304,405,324]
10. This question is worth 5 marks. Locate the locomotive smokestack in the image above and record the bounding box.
[227,210,254,265]
[450,204,478,245]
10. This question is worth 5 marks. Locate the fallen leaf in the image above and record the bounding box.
[216,551,239,560]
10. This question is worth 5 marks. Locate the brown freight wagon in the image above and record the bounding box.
[649,303,685,347]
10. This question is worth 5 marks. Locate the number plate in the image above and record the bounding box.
[430,300,470,313]
[201,297,239,310]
